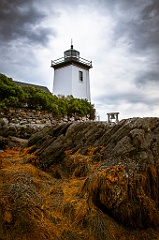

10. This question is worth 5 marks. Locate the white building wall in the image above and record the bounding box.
[53,64,91,101]
[86,70,91,101]
[53,66,72,96]
[72,65,91,101]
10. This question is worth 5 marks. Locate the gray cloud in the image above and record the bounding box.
[96,89,159,106]
[1,0,159,119]
[0,0,54,45]
[105,0,159,91]
[113,0,159,52]
[135,71,159,87]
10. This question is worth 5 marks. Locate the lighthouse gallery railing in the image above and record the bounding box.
[51,56,92,68]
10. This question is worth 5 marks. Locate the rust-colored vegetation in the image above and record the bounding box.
[0,146,159,240]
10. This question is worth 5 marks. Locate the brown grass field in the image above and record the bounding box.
[0,148,159,240]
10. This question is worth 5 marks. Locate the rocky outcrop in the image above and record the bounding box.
[0,108,55,125]
[28,118,159,170]
[1,117,159,239]
[0,118,43,149]
[27,118,159,232]
[27,121,109,166]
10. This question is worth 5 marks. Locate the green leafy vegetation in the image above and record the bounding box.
[0,74,95,119]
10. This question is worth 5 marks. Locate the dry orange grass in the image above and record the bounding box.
[0,148,159,239]
[0,148,61,240]
[0,148,88,239]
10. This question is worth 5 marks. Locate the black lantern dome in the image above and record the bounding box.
[64,44,80,60]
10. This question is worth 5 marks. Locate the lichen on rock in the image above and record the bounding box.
[1,117,159,239]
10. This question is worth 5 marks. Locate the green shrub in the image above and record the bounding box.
[0,74,96,119]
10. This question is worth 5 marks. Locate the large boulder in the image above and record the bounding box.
[27,118,159,230]
[27,118,159,170]
[27,121,109,167]
[0,117,44,149]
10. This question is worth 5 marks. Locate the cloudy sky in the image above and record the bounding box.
[0,0,159,121]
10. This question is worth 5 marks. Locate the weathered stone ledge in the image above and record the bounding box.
[0,108,90,126]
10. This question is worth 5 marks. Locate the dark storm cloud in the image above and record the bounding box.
[135,71,159,87]
[104,0,159,90]
[130,3,159,52]
[112,0,159,52]
[0,0,54,45]
[1,0,159,120]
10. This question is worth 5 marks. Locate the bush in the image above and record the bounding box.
[0,74,96,119]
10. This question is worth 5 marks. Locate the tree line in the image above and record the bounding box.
[0,74,95,119]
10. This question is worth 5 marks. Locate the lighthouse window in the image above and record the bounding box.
[79,71,83,82]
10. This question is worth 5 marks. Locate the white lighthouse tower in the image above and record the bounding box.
[51,43,92,101]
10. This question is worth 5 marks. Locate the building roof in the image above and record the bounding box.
[14,81,51,93]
